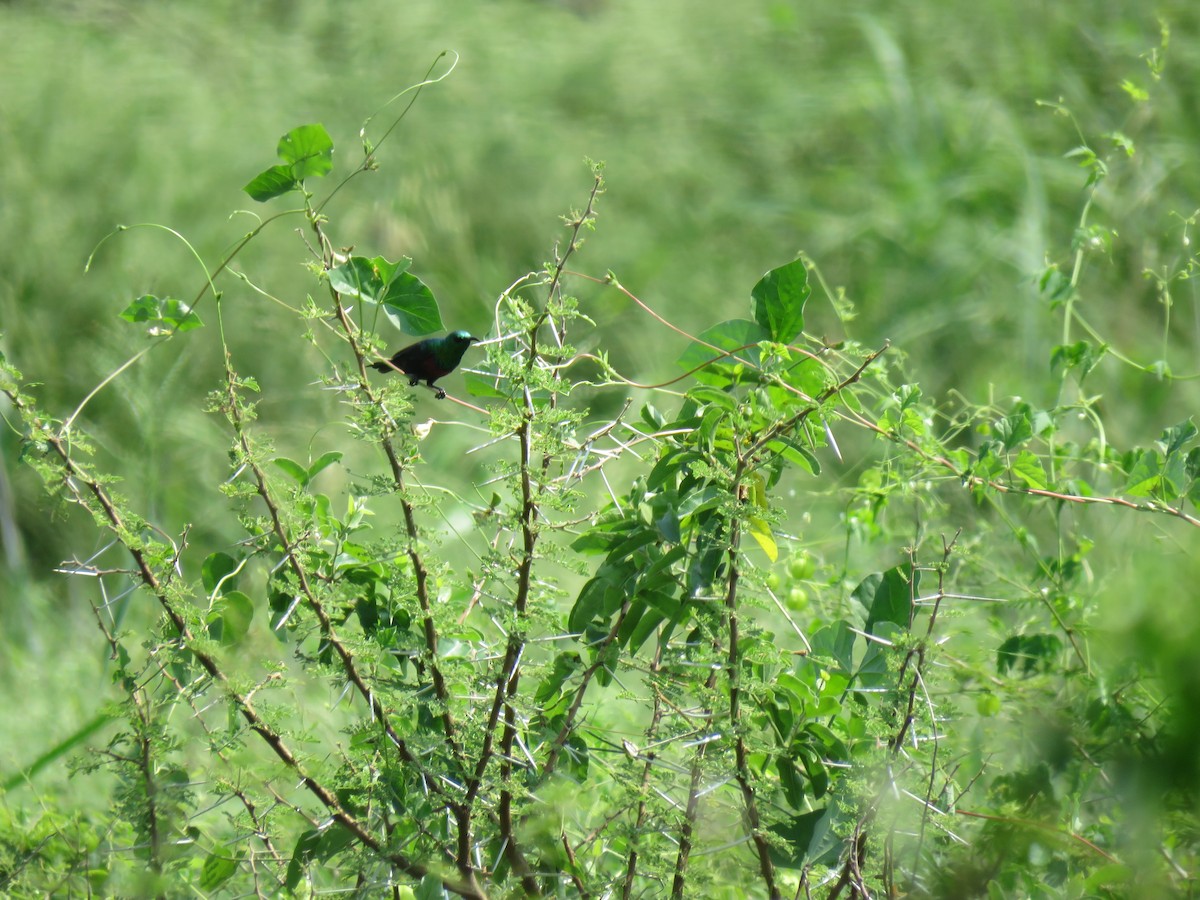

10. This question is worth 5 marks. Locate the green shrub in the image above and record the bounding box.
[3,23,1200,899]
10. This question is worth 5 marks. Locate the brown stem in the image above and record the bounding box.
[724,476,780,899]
[622,644,666,900]
[135,695,163,877]
[670,666,720,900]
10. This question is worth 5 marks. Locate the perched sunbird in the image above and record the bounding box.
[370,330,479,399]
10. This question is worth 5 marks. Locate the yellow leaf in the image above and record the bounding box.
[747,515,778,562]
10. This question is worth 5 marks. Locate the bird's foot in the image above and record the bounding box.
[434,388,447,400]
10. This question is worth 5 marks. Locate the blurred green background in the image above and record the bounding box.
[2,0,1199,834]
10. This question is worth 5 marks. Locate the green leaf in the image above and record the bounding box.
[277,123,334,179]
[655,507,681,543]
[1159,418,1197,457]
[569,577,608,633]
[860,565,917,636]
[1010,450,1047,489]
[463,370,507,398]
[751,258,810,343]
[647,448,703,491]
[1083,863,1134,891]
[307,451,343,482]
[808,621,858,674]
[1123,449,1163,497]
[678,484,722,518]
[570,530,626,555]
[245,124,334,200]
[535,652,582,705]
[328,255,407,297]
[994,412,1033,452]
[1038,264,1074,305]
[767,438,819,475]
[676,319,769,387]
[1120,78,1149,101]
[273,456,309,486]
[201,552,239,595]
[416,873,450,900]
[688,385,739,410]
[119,294,203,336]
[208,591,254,645]
[1106,131,1134,155]
[796,743,830,798]
[856,632,896,688]
[1161,451,1188,500]
[285,830,323,891]
[768,808,840,868]
[776,755,807,807]
[199,844,242,891]
[781,356,829,398]
[626,591,682,654]
[607,527,660,564]
[1187,446,1200,481]
[996,633,1062,676]
[1050,340,1106,382]
[642,544,686,581]
[381,271,443,334]
[328,255,443,335]
[243,164,299,201]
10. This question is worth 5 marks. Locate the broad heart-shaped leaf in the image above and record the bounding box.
[768,807,841,868]
[859,564,918,635]
[380,272,443,335]
[807,621,858,675]
[285,827,356,891]
[207,590,254,646]
[119,294,203,336]
[201,551,239,595]
[199,843,242,891]
[751,258,809,343]
[996,633,1062,676]
[1159,418,1197,457]
[277,123,334,180]
[677,319,769,387]
[243,164,299,201]
[1010,449,1047,489]
[1123,448,1164,497]
[328,255,443,336]
[328,255,408,299]
[243,124,334,201]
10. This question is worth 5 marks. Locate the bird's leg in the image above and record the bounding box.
[421,378,448,400]
[408,376,420,387]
